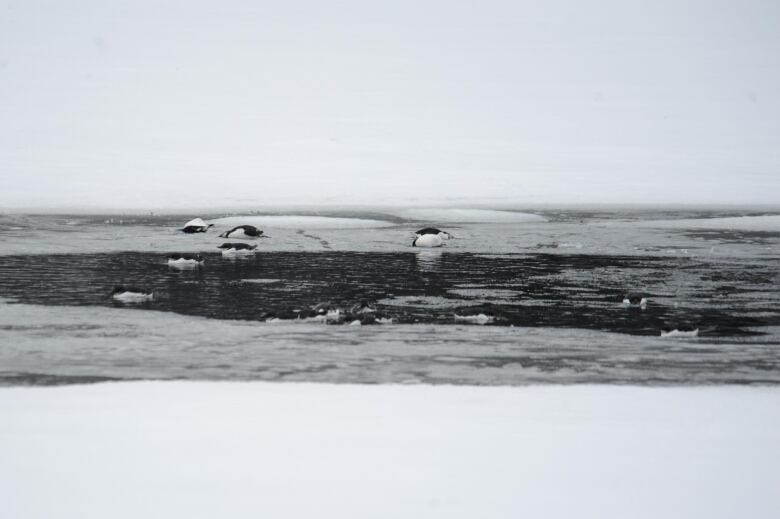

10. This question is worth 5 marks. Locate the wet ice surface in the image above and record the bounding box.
[1,302,779,386]
[0,209,779,386]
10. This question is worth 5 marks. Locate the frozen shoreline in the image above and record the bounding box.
[2,382,778,518]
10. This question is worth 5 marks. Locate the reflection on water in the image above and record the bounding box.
[414,249,443,271]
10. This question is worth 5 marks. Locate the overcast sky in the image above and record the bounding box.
[1,0,779,210]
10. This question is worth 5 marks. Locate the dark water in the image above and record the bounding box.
[0,251,778,336]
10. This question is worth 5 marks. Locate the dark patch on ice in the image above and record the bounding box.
[681,229,780,245]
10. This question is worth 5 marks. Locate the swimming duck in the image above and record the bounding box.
[219,225,267,239]
[181,218,212,234]
[111,286,154,302]
[622,292,647,308]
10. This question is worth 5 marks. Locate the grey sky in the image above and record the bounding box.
[1,0,779,209]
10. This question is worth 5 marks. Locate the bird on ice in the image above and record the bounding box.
[167,253,205,268]
[219,225,267,239]
[111,286,154,302]
[180,218,212,234]
[412,227,453,247]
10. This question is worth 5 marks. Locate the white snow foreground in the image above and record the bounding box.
[1,383,779,519]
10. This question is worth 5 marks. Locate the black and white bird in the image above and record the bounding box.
[622,292,648,308]
[416,227,453,240]
[217,242,258,256]
[412,227,453,247]
[111,286,154,302]
[167,253,205,268]
[218,225,267,239]
[181,218,212,234]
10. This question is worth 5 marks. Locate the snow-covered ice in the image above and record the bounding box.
[210,215,395,229]
[661,328,700,338]
[634,215,780,231]
[0,382,778,519]
[396,208,548,223]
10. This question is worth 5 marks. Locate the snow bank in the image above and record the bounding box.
[395,208,548,223]
[1,383,778,519]
[210,215,395,229]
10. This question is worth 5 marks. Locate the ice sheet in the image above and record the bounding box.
[2,300,779,385]
[1,382,778,519]
[631,215,780,231]
[210,215,395,229]
[2,211,777,257]
[396,208,548,223]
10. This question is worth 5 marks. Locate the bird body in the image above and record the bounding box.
[416,227,453,240]
[622,293,647,308]
[219,225,266,239]
[181,218,212,233]
[413,233,443,247]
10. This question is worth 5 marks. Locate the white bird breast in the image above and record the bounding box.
[414,234,443,247]
[226,229,255,239]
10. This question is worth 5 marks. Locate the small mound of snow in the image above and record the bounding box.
[112,292,153,303]
[210,215,394,229]
[660,329,699,338]
[396,209,547,223]
[167,260,203,270]
[454,313,494,324]
[304,309,342,323]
